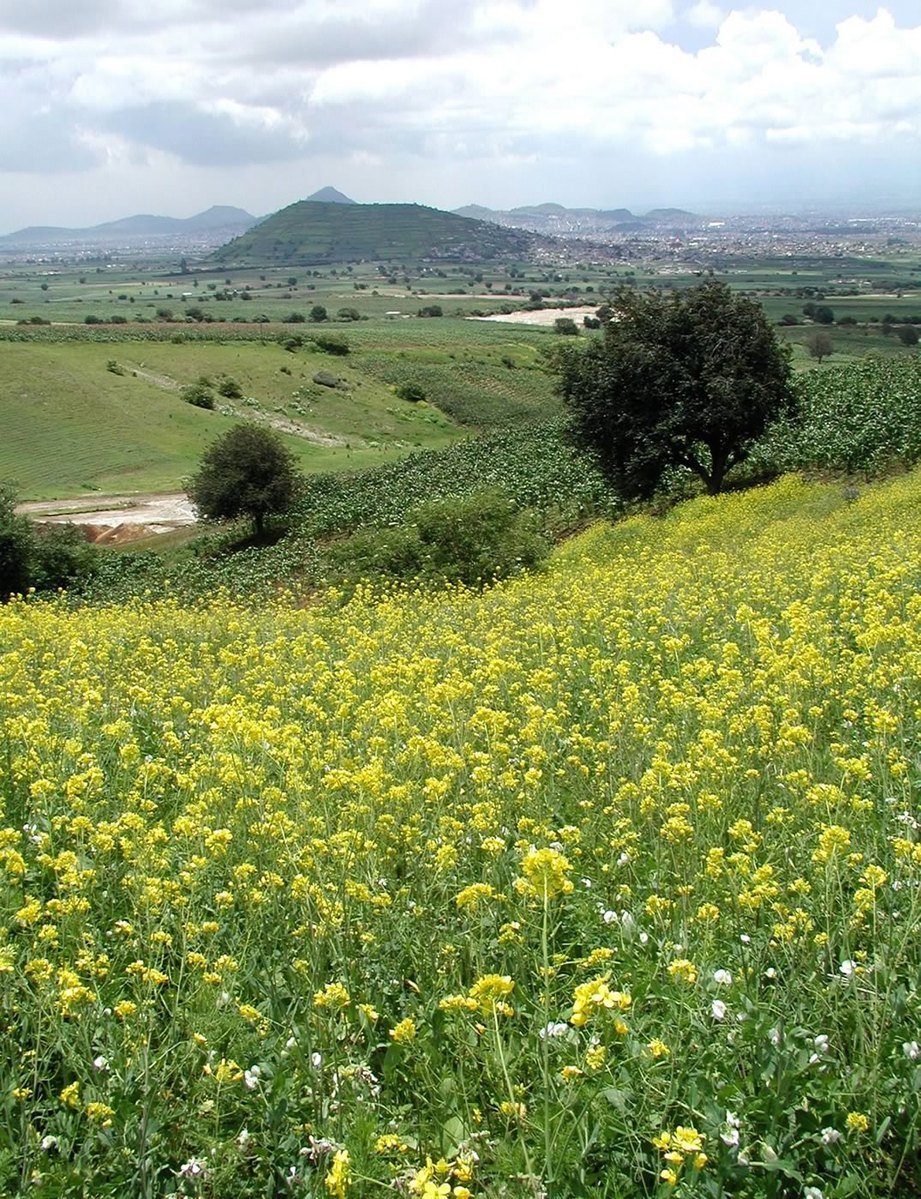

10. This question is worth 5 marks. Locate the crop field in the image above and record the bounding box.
[2,470,920,1196]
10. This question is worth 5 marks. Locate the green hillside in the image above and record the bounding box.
[210,200,536,266]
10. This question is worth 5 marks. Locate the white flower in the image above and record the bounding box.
[720,1115,740,1148]
[40,1136,59,1152]
[839,959,856,977]
[539,1021,569,1040]
[739,933,751,944]
[236,1128,251,1149]
[769,1027,781,1047]
[804,1188,824,1199]
[620,910,635,930]
[179,1160,208,1179]
[92,1055,109,1072]
[764,967,777,980]
[310,1052,323,1068]
[617,851,630,866]
[903,1041,920,1060]
[713,969,733,986]
[814,1034,829,1052]
[244,1066,261,1091]
[602,910,618,924]
[820,1127,842,1145]
[711,999,727,1021]
[638,931,649,945]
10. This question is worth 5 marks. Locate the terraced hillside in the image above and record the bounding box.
[211,200,536,266]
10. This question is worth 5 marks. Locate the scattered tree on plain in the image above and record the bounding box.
[555,281,795,498]
[806,330,835,362]
[188,424,302,537]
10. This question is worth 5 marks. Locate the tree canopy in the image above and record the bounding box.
[188,424,302,536]
[555,281,795,498]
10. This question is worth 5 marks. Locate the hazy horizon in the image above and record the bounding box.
[2,1,920,236]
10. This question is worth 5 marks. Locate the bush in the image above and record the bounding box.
[310,333,350,356]
[0,487,98,598]
[395,382,426,403]
[0,485,35,598]
[897,325,919,347]
[309,305,328,323]
[312,371,339,389]
[283,312,306,323]
[326,489,549,589]
[31,524,98,591]
[182,382,216,410]
[417,305,443,318]
[554,317,579,336]
[217,378,243,399]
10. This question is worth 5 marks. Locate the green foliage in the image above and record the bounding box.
[309,332,349,355]
[326,488,549,588]
[395,382,426,403]
[188,423,303,535]
[0,486,98,598]
[755,355,921,477]
[216,377,243,399]
[806,330,834,362]
[181,382,216,410]
[896,325,919,347]
[309,305,328,323]
[0,485,34,598]
[556,281,795,497]
[417,305,443,318]
[554,317,580,336]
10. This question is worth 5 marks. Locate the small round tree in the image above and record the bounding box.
[188,424,302,537]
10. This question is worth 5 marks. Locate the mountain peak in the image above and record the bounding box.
[305,187,356,205]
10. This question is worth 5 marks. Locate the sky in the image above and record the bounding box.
[1,1,920,232]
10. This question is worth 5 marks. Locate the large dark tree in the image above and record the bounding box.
[188,424,302,536]
[555,281,795,497]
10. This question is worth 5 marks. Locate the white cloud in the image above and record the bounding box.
[686,1,723,29]
[1,1,920,226]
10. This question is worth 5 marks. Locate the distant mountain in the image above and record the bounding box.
[0,206,259,246]
[210,200,536,265]
[453,203,701,237]
[304,187,356,204]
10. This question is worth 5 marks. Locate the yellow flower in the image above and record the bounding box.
[324,1148,351,1199]
[570,976,631,1027]
[667,958,698,985]
[647,1038,670,1059]
[846,1111,869,1135]
[60,1082,81,1109]
[314,982,351,1010]
[390,1017,417,1044]
[514,846,574,900]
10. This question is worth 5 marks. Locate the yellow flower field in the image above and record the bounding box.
[1,472,919,1197]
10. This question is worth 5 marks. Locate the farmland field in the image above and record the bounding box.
[2,470,920,1196]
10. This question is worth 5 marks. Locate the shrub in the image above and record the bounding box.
[217,378,243,399]
[312,371,339,389]
[417,305,443,318]
[310,333,350,356]
[182,382,216,410]
[395,382,426,403]
[326,489,549,589]
[554,317,579,336]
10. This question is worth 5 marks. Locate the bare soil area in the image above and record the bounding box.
[466,305,599,326]
[18,493,196,544]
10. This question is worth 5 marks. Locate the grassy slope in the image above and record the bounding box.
[0,340,462,498]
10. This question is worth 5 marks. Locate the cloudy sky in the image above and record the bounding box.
[1,1,920,231]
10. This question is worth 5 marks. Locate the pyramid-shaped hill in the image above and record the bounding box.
[210,200,536,265]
